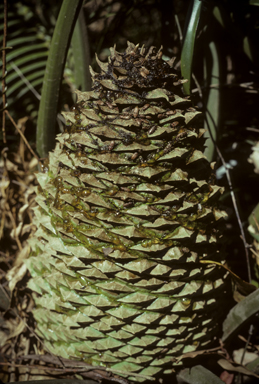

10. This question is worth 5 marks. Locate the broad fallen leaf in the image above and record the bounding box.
[222,289,259,341]
[218,359,259,378]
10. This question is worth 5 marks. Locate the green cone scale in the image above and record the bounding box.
[27,42,230,381]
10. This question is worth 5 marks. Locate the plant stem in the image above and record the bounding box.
[36,0,84,158]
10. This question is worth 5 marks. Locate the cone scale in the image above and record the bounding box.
[27,42,229,381]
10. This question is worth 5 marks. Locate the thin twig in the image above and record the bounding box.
[237,324,254,384]
[1,0,8,143]
[0,361,125,383]
[240,324,254,365]
[19,354,97,368]
[246,127,259,133]
[5,110,40,163]
[0,361,100,373]
[174,14,183,42]
[192,73,203,98]
[10,61,41,100]
[16,353,154,380]
[216,146,252,282]
[2,355,130,383]
[6,203,23,251]
[204,103,251,282]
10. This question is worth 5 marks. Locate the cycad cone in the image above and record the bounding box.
[27,42,229,381]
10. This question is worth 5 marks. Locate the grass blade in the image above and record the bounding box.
[71,8,91,92]
[181,0,202,95]
[203,41,220,161]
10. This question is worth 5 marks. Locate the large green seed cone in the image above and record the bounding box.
[27,42,230,381]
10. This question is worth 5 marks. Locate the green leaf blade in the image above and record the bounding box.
[222,289,259,342]
[181,0,202,95]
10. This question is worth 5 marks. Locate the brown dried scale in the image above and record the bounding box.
[27,42,230,382]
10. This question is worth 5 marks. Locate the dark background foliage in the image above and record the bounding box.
[1,0,259,383]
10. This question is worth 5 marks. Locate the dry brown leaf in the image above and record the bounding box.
[175,346,222,363]
[10,221,23,239]
[218,359,259,378]
[6,245,29,293]
[0,317,26,347]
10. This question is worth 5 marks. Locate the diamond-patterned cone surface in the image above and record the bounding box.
[27,42,230,381]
